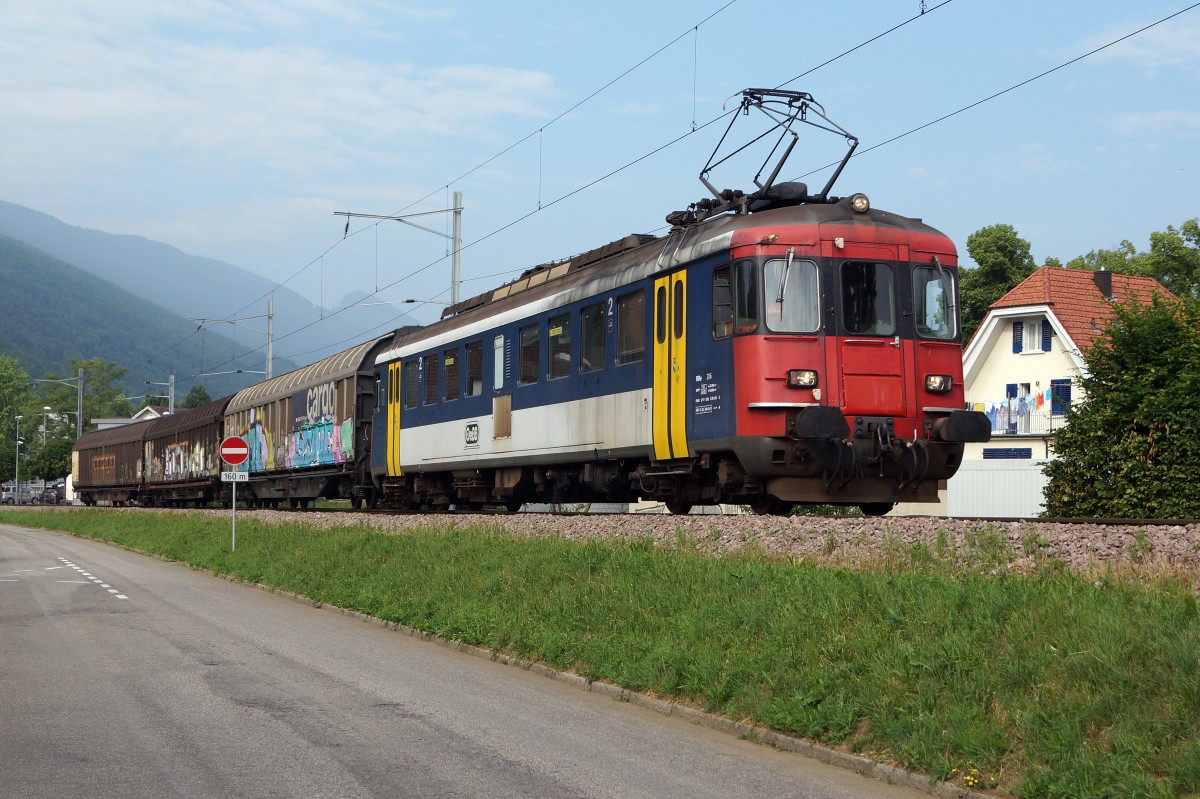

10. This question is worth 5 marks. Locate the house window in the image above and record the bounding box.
[1051,378,1072,415]
[1013,318,1053,353]
[983,448,1033,459]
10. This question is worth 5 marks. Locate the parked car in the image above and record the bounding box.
[40,484,65,505]
[1,484,39,505]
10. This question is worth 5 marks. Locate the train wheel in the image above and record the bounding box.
[665,501,692,516]
[749,497,793,516]
[504,499,523,513]
[859,502,894,517]
[351,497,363,510]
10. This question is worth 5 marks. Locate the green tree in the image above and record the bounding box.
[39,357,133,431]
[1145,218,1200,300]
[27,438,73,481]
[0,356,32,484]
[179,383,212,409]
[1063,239,1146,275]
[1043,295,1200,518]
[960,224,1037,343]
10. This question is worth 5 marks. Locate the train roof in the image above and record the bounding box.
[377,193,951,362]
[145,396,233,439]
[73,418,156,452]
[225,335,393,414]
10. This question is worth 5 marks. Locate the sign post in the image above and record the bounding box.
[219,436,249,551]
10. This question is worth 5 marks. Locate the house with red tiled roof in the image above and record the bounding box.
[945,266,1176,516]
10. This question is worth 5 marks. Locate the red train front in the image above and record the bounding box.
[648,89,988,515]
[665,194,989,515]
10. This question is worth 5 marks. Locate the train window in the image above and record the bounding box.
[493,335,505,390]
[673,279,684,339]
[404,360,419,409]
[713,265,733,339]
[518,324,539,385]
[912,266,957,340]
[764,258,819,333]
[655,285,667,344]
[548,313,571,379]
[842,262,896,336]
[616,291,646,365]
[423,354,440,405]
[444,347,460,401]
[734,258,759,334]
[466,340,484,396]
[580,302,605,373]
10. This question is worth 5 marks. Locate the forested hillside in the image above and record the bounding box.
[0,234,293,398]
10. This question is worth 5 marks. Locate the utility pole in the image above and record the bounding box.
[34,369,84,439]
[335,191,463,305]
[146,375,176,414]
[190,297,274,380]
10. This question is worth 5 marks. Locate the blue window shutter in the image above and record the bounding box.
[1006,383,1018,399]
[1012,321,1023,353]
[1042,319,1052,352]
[1051,378,1071,415]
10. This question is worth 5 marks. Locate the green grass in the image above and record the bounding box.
[6,508,1200,798]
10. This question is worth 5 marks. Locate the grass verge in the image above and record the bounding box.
[5,508,1200,798]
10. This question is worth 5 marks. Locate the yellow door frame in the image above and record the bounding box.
[652,271,690,460]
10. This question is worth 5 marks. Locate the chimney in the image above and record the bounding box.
[1093,269,1114,301]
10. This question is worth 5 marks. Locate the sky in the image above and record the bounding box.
[2,0,1198,361]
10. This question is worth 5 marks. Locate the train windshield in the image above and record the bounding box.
[912,264,957,340]
[841,262,896,336]
[763,257,819,333]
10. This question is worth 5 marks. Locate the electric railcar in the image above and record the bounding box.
[369,194,989,515]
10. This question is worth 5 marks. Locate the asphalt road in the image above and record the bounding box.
[1,522,934,798]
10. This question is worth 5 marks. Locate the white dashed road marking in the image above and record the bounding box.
[58,557,128,600]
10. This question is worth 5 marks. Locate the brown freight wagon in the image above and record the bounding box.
[141,397,233,508]
[72,420,155,506]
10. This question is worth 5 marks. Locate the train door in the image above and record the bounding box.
[384,360,402,476]
[652,270,689,460]
[836,259,908,417]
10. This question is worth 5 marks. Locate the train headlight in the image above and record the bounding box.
[849,193,870,213]
[787,369,818,388]
[925,374,953,393]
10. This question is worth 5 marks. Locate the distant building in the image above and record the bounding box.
[950,267,1176,517]
[93,405,167,431]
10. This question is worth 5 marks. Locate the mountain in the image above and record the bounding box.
[0,199,405,366]
[0,233,297,399]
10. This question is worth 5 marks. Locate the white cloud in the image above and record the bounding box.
[0,2,556,190]
[1111,109,1200,137]
[1077,15,1200,73]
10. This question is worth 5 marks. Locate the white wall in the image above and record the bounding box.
[945,459,1049,518]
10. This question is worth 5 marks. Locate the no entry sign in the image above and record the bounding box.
[220,436,249,466]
